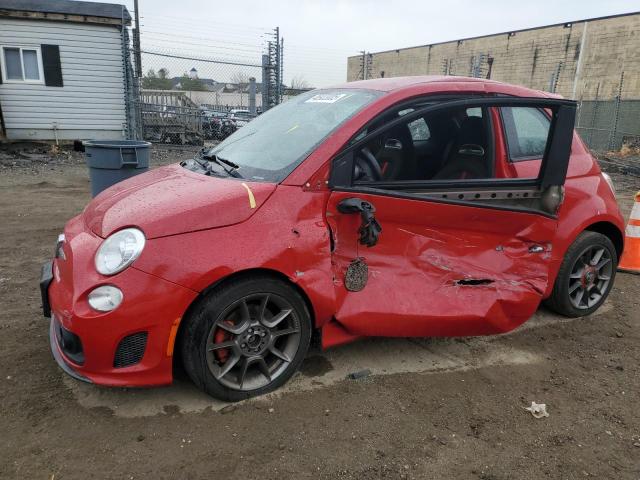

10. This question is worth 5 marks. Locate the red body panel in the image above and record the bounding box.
[48,215,198,386]
[326,192,557,337]
[85,164,276,239]
[46,76,624,386]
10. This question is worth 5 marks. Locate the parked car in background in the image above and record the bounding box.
[42,76,624,402]
[201,110,238,141]
[229,109,253,127]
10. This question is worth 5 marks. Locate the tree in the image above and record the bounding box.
[141,68,173,90]
[290,75,310,90]
[230,71,250,90]
[177,74,206,91]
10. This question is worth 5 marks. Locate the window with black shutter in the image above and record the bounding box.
[41,44,63,87]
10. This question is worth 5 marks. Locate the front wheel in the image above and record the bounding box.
[544,231,617,317]
[180,275,312,401]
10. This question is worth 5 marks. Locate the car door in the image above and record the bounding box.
[325,96,576,338]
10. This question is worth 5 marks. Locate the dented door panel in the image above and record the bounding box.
[326,192,558,337]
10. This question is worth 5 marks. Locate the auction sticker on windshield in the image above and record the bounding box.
[305,93,350,103]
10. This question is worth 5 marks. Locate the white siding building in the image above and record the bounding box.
[0,0,133,141]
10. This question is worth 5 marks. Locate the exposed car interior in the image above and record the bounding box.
[354,106,495,183]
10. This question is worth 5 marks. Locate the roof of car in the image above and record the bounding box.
[331,75,552,97]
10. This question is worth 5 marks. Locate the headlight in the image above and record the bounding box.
[88,285,123,312]
[95,228,146,275]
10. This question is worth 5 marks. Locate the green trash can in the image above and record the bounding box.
[84,140,151,197]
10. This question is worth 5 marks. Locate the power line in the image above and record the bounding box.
[141,50,262,68]
[141,14,270,33]
[143,30,267,50]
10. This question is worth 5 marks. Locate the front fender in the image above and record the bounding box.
[132,186,337,329]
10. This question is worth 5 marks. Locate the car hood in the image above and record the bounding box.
[84,164,276,239]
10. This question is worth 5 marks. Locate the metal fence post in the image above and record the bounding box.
[608,71,624,151]
[248,77,256,116]
[587,82,600,148]
[261,54,270,112]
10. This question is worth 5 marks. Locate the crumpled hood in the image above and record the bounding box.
[84,164,276,239]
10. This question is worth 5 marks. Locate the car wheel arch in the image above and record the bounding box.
[541,215,624,300]
[584,221,623,260]
[172,267,318,370]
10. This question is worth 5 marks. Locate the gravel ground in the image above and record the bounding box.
[0,145,639,479]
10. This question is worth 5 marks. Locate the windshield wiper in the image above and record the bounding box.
[198,151,242,178]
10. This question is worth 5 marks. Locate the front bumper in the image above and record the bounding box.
[41,223,198,387]
[49,314,92,383]
[40,261,53,318]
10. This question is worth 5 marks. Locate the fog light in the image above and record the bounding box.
[88,285,123,312]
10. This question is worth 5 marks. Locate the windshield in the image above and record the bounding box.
[205,88,382,182]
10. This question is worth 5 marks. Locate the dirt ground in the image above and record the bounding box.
[1,145,639,480]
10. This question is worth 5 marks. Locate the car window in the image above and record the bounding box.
[407,118,430,141]
[501,107,550,160]
[352,105,496,183]
[207,88,382,182]
[466,107,482,118]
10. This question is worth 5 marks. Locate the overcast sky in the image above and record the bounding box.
[96,0,638,87]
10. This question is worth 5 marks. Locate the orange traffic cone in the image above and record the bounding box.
[618,191,640,274]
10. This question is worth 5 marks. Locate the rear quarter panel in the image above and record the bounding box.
[543,134,624,297]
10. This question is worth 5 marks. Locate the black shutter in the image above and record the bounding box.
[41,44,63,87]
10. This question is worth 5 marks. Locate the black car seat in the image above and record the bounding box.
[432,116,489,180]
[376,122,416,180]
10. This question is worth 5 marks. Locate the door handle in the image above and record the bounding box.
[337,198,382,247]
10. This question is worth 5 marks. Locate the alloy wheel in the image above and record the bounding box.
[205,293,301,391]
[567,245,613,310]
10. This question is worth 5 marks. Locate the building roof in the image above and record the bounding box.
[349,10,640,58]
[0,0,131,22]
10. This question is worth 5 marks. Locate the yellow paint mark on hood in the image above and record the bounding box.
[241,182,257,209]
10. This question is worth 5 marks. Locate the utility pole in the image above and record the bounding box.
[275,27,281,103]
[280,36,284,102]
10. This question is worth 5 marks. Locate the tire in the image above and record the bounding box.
[544,231,617,317]
[180,275,312,401]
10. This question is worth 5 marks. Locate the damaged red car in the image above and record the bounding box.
[41,76,625,401]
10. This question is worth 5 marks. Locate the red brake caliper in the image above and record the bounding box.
[214,320,234,363]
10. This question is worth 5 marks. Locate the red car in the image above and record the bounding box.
[41,76,625,401]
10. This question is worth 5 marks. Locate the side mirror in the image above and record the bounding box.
[384,138,402,151]
[337,197,382,247]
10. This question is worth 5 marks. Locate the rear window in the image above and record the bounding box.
[501,107,551,160]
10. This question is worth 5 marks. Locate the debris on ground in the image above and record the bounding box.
[524,401,549,419]
[219,404,237,414]
[347,369,371,380]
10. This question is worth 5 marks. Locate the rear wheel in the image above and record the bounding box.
[545,231,617,317]
[181,275,311,401]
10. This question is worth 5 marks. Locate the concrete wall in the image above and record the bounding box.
[347,13,640,101]
[0,18,127,140]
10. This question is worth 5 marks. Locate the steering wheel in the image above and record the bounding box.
[354,147,382,182]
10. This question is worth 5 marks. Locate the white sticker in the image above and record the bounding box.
[305,93,348,104]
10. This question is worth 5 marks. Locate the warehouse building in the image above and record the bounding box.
[347,12,640,150]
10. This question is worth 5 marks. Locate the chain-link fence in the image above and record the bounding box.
[127,24,287,146]
[575,73,640,152]
[137,50,264,145]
